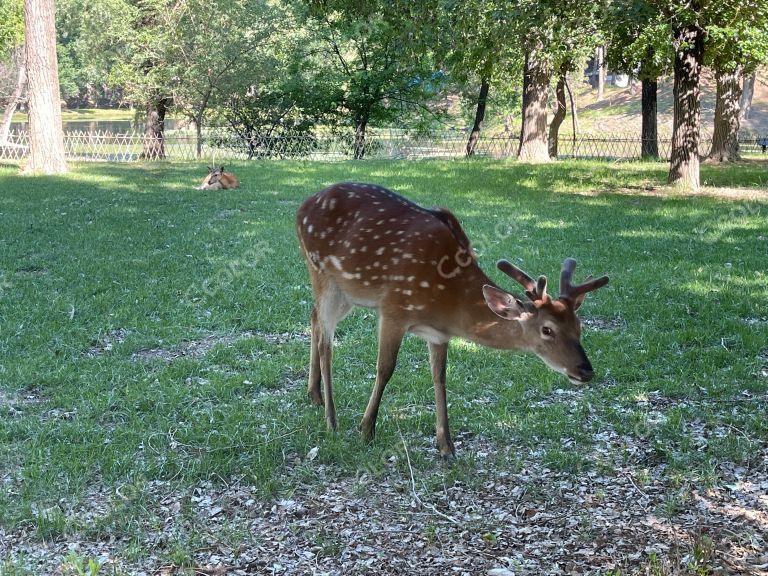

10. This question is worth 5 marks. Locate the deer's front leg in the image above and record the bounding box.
[429,341,454,458]
[359,318,405,442]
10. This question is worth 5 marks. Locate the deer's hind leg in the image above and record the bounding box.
[307,307,323,406]
[308,275,351,430]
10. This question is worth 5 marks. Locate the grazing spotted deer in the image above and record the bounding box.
[296,183,609,456]
[196,166,239,190]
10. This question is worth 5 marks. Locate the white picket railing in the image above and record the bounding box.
[1,127,757,163]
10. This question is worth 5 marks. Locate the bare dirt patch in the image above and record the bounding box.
[582,316,626,332]
[0,388,44,416]
[213,208,244,220]
[85,328,130,357]
[14,265,48,276]
[130,330,309,362]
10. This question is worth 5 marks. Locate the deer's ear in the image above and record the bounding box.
[482,285,525,320]
[571,292,588,310]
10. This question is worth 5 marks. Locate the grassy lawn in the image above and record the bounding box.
[11,108,138,123]
[0,159,766,575]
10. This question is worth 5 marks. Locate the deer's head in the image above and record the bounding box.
[482,258,609,384]
[205,165,226,186]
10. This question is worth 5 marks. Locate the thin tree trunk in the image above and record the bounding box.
[466,77,490,157]
[564,76,578,154]
[194,84,213,159]
[565,74,578,135]
[23,0,67,174]
[518,47,550,162]
[739,70,755,121]
[195,119,203,159]
[668,24,704,190]
[596,46,606,102]
[548,68,567,159]
[141,96,169,160]
[641,78,658,159]
[353,113,368,160]
[503,113,516,157]
[0,52,27,144]
[708,66,743,162]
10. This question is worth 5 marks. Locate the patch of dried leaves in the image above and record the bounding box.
[2,397,767,575]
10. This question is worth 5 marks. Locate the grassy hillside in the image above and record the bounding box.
[575,70,768,137]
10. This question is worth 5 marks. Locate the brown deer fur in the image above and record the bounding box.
[196,166,239,190]
[297,182,608,456]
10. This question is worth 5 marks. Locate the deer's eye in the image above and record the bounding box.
[542,326,554,337]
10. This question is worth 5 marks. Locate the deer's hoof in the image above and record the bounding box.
[325,413,337,431]
[437,439,456,460]
[308,390,324,406]
[359,419,375,443]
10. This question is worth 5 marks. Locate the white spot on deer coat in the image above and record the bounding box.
[328,256,343,270]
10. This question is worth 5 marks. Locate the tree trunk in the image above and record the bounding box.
[517,48,550,162]
[466,77,490,157]
[668,24,704,190]
[708,66,743,162]
[548,68,567,159]
[641,78,658,159]
[353,113,368,160]
[141,96,169,159]
[565,75,578,134]
[23,0,67,174]
[195,119,203,159]
[0,51,27,144]
[596,46,605,102]
[739,70,755,121]
[194,84,214,159]
[590,50,599,88]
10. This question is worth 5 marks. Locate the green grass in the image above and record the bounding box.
[0,158,766,569]
[11,108,139,123]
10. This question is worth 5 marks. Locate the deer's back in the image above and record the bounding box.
[297,183,488,324]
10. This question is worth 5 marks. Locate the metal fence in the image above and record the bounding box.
[1,127,765,163]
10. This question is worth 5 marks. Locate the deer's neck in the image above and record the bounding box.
[450,268,525,351]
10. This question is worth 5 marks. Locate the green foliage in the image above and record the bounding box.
[56,43,83,101]
[704,2,768,72]
[61,552,103,576]
[168,0,289,125]
[643,0,768,72]
[0,0,23,58]
[298,0,445,131]
[56,0,138,106]
[438,0,524,128]
[603,1,672,79]
[511,0,601,71]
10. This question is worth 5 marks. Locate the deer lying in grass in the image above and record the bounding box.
[196,166,239,190]
[296,182,609,456]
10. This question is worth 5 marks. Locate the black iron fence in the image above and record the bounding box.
[1,127,765,163]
